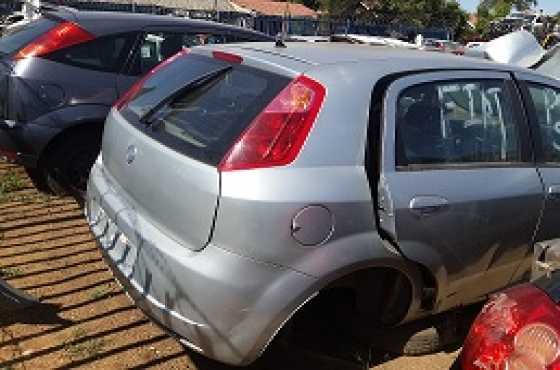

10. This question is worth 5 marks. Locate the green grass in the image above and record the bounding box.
[89,284,113,300]
[0,170,26,193]
[0,266,23,278]
[64,328,106,359]
[0,170,27,202]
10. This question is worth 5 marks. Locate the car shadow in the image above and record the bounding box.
[0,302,72,326]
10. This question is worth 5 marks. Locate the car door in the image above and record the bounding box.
[515,72,560,246]
[378,71,543,310]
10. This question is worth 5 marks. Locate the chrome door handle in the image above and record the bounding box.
[409,196,449,217]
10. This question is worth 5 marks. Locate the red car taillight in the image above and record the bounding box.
[461,284,560,370]
[114,48,191,111]
[14,21,95,60]
[218,74,326,172]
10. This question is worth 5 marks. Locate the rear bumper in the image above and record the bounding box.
[86,160,317,366]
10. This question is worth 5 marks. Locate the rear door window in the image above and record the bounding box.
[45,33,138,73]
[122,53,289,165]
[396,80,523,167]
[0,17,58,55]
[526,84,560,163]
[128,32,231,76]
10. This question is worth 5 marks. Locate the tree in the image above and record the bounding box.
[288,0,469,39]
[476,0,539,37]
[480,0,537,12]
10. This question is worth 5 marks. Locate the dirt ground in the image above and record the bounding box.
[0,162,459,370]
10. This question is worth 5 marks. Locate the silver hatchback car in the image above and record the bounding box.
[87,43,560,366]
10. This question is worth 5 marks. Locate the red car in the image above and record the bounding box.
[460,273,560,370]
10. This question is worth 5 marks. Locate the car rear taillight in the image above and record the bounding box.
[461,284,560,370]
[14,21,94,60]
[218,74,326,172]
[114,48,190,111]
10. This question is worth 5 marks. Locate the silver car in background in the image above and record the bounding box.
[86,43,560,366]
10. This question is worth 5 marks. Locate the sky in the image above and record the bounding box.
[458,0,558,14]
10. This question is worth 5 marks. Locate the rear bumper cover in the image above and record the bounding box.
[86,160,317,366]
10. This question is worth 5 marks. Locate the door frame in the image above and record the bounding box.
[514,71,560,168]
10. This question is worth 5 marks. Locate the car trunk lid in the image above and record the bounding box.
[102,51,290,251]
[102,110,219,251]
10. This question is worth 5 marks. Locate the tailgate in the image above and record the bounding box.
[101,51,290,251]
[102,110,219,251]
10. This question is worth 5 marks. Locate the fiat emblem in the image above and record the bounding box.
[126,145,137,165]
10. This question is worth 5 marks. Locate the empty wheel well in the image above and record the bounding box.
[38,122,104,167]
[286,267,413,342]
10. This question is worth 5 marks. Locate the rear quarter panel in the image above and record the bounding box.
[212,61,426,322]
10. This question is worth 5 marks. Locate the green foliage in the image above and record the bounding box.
[304,0,468,37]
[0,267,23,278]
[0,170,26,194]
[476,0,538,37]
[63,328,106,359]
[480,0,537,12]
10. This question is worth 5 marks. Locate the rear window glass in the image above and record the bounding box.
[0,17,57,55]
[45,33,138,73]
[122,53,289,165]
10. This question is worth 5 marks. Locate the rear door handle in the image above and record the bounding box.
[409,196,449,217]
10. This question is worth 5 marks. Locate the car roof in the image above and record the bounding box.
[203,42,531,73]
[47,9,270,38]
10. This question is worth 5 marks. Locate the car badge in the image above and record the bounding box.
[126,145,137,165]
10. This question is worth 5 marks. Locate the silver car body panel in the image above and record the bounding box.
[87,43,560,365]
[102,110,219,251]
[88,158,422,365]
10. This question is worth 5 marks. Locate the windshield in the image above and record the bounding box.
[535,47,560,80]
[0,17,58,55]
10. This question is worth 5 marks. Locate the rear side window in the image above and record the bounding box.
[396,80,522,167]
[527,84,560,163]
[0,17,57,55]
[122,54,289,165]
[128,32,233,76]
[45,33,138,73]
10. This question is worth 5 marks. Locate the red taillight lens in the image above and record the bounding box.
[218,75,326,172]
[114,48,190,111]
[14,21,94,60]
[462,284,560,370]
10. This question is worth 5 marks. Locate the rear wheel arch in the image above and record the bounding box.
[257,262,426,360]
[36,121,105,195]
[38,120,105,167]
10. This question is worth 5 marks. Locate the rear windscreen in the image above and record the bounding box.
[122,53,290,165]
[0,17,58,56]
